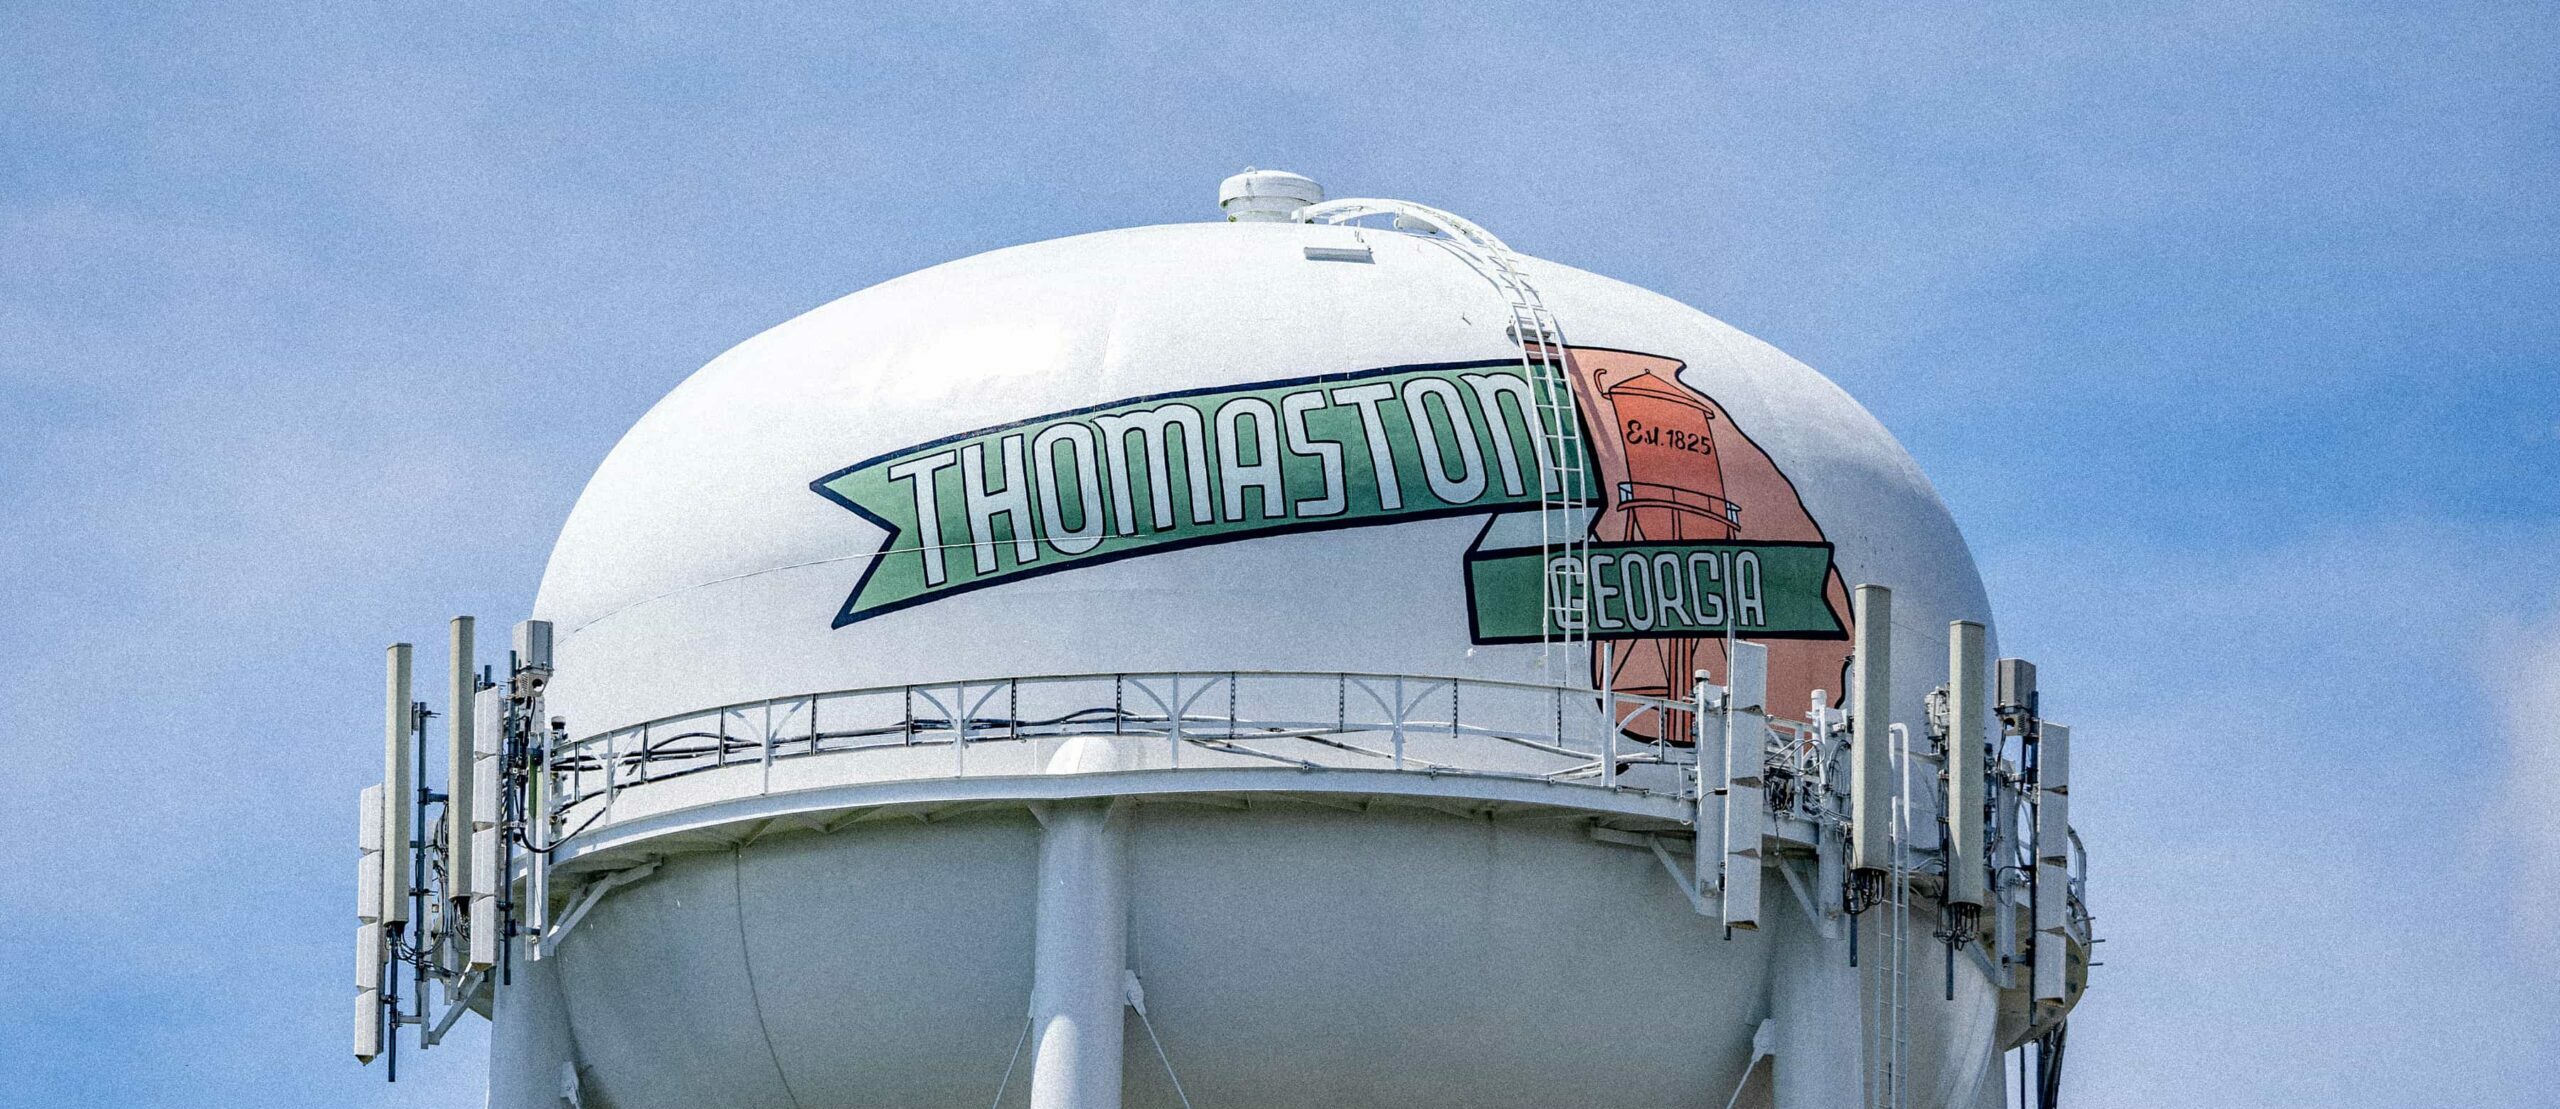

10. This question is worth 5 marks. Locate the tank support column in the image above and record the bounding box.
[1770,886,1860,1109]
[487,935,581,1109]
[1027,797,1131,1109]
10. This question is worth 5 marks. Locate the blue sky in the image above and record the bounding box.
[3,3,2555,1106]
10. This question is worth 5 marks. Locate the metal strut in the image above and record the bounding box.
[1124,971,1195,1109]
[1295,198,1593,687]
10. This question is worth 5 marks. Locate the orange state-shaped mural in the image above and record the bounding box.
[1563,346,1854,724]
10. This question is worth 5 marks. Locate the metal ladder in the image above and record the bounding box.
[1294,198,1591,684]
[1514,289,1590,683]
[1872,723,1914,1109]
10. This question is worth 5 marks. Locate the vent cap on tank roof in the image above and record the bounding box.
[1218,168,1322,222]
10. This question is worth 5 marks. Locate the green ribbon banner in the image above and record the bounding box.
[813,360,1587,626]
[1464,530,1844,642]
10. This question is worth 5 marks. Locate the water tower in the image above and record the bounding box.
[353,171,2096,1109]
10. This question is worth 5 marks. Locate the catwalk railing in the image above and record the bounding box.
[546,670,1711,814]
[535,668,2089,943]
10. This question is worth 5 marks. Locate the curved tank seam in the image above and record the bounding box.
[561,552,878,636]
[732,847,808,1109]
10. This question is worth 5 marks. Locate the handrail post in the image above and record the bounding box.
[1392,674,1406,770]
[1011,678,1027,768]
[1601,642,1619,789]
[954,682,968,776]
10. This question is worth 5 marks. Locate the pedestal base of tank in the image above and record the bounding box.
[1024,798,1131,1109]
[1769,896,1860,1109]
[487,943,583,1109]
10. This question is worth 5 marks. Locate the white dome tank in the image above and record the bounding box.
[534,227,1989,725]
[469,176,2090,1109]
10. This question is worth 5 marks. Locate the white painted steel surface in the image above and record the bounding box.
[474,196,2047,1108]
[532,220,1995,746]
[516,801,2026,1109]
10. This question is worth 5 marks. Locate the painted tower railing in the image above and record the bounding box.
[355,615,2093,1093]
[545,669,1705,813]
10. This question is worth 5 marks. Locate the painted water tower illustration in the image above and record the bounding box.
[353,170,2097,1109]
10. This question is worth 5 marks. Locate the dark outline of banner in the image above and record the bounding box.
[810,358,1597,629]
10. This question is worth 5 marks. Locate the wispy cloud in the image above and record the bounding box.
[2493,616,2560,973]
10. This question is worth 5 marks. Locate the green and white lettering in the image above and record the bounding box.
[812,360,1583,626]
